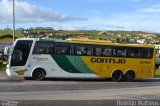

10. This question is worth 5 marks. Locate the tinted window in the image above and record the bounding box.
[140,48,153,59]
[33,42,54,54]
[55,43,74,55]
[127,48,140,58]
[75,44,93,56]
[94,46,112,56]
[113,47,126,57]
[126,47,153,59]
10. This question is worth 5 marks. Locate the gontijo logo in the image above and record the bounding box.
[91,58,126,64]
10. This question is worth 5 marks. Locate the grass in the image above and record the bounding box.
[0,29,23,38]
[155,69,160,77]
[0,63,6,71]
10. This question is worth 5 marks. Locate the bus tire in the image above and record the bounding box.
[32,68,46,80]
[112,70,123,82]
[125,70,135,82]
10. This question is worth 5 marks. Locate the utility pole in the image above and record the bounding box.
[13,0,15,43]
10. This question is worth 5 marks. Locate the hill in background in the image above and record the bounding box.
[0,28,160,44]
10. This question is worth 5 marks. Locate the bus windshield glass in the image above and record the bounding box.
[11,40,33,66]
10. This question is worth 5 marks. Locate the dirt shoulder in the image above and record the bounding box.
[0,71,24,80]
[0,71,8,79]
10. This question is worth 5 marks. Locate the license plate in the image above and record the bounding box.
[18,70,25,75]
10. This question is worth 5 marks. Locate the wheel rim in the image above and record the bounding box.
[125,71,135,81]
[112,71,122,81]
[127,75,133,80]
[33,70,45,80]
[35,72,42,78]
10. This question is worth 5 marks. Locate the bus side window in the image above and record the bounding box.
[77,51,82,55]
[148,49,153,58]
[81,48,87,55]
[141,49,147,58]
[49,43,54,54]
[76,44,93,56]
[127,48,140,58]
[101,49,105,56]
[76,47,83,55]
[103,48,112,56]
[113,48,126,57]
[112,49,117,56]
[55,43,71,55]
[87,49,92,55]
[33,42,50,54]
[95,46,111,56]
[95,48,101,56]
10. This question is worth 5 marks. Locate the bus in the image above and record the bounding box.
[6,38,156,81]
[155,45,160,67]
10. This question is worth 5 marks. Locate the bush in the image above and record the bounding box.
[0,63,6,71]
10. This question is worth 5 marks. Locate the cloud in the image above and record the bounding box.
[141,5,160,13]
[82,4,160,32]
[1,0,160,32]
[0,0,87,23]
[116,11,160,31]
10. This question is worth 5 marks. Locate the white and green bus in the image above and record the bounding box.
[6,38,156,81]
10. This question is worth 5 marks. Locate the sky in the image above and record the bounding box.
[1,0,160,32]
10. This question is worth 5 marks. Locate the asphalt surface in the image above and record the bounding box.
[1,71,160,106]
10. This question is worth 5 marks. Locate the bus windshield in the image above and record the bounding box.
[11,40,33,66]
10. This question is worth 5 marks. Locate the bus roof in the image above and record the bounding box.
[16,38,155,48]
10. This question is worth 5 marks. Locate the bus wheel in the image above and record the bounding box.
[125,71,135,82]
[32,68,46,80]
[112,70,123,82]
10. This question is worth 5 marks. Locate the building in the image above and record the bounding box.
[0,34,14,53]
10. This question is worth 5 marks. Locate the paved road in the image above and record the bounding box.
[1,72,160,106]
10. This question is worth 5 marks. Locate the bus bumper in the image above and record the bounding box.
[6,66,31,77]
[6,67,25,76]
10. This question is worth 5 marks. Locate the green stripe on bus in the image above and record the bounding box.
[67,56,93,73]
[51,55,93,73]
[51,55,82,73]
